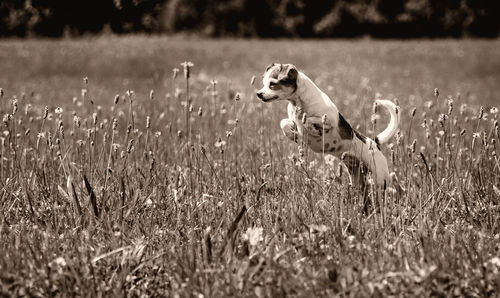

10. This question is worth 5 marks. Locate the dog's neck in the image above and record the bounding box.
[286,72,334,115]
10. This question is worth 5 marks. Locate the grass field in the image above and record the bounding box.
[1,36,499,296]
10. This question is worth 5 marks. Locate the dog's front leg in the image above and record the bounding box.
[280,119,299,143]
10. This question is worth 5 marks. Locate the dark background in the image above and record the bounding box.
[0,0,499,38]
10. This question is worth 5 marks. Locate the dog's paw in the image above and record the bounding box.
[303,116,332,137]
[280,119,298,142]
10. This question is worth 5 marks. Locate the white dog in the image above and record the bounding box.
[256,63,399,188]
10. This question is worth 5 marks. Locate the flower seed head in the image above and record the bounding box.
[180,61,194,79]
[250,75,256,86]
[114,94,120,105]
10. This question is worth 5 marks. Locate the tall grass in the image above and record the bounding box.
[1,46,500,296]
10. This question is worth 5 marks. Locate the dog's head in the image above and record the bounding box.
[256,63,298,103]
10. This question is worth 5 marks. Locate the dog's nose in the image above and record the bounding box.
[256,91,264,99]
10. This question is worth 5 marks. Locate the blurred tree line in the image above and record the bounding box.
[1,0,499,38]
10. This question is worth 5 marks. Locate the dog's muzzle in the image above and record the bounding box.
[256,91,278,102]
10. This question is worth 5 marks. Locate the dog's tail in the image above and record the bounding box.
[374,99,399,145]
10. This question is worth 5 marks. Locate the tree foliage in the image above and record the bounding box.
[0,0,498,37]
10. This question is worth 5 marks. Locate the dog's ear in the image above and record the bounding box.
[279,64,298,83]
[265,63,276,72]
[285,64,298,81]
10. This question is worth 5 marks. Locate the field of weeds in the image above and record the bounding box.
[0,37,500,296]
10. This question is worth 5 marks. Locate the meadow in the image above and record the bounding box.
[0,36,499,296]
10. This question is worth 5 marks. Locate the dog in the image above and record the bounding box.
[256,63,399,188]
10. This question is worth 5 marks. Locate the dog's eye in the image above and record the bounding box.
[269,82,279,90]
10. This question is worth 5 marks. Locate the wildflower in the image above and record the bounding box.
[234,92,241,101]
[12,99,18,115]
[446,98,454,115]
[460,103,467,115]
[322,114,327,124]
[424,100,433,109]
[197,107,203,117]
[92,113,97,125]
[3,114,11,125]
[472,132,480,139]
[226,131,232,138]
[433,88,439,98]
[146,116,151,129]
[324,155,336,167]
[55,107,63,114]
[438,114,447,127]
[409,139,416,153]
[114,94,120,104]
[25,128,30,136]
[180,61,194,79]
[74,116,81,128]
[112,118,118,131]
[214,137,226,148]
[299,146,305,157]
[410,107,416,117]
[81,88,87,98]
[149,89,154,100]
[242,227,263,246]
[172,68,179,79]
[421,118,427,128]
[24,103,32,115]
[490,107,498,115]
[112,143,120,152]
[177,130,182,138]
[250,75,256,86]
[460,129,466,136]
[83,77,88,85]
[479,106,484,120]
[127,139,134,153]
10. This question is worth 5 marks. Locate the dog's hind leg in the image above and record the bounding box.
[280,119,299,143]
[342,154,371,214]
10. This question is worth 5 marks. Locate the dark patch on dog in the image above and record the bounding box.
[324,143,330,150]
[374,137,381,150]
[332,139,337,145]
[329,147,337,152]
[311,123,324,136]
[278,64,298,92]
[354,130,367,144]
[338,113,353,140]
